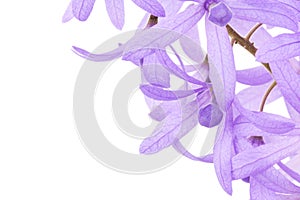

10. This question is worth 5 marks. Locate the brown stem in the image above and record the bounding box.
[259,81,277,111]
[226,25,257,56]
[226,25,271,73]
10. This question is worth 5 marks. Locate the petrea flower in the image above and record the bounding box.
[233,100,300,198]
[66,0,300,199]
[138,55,222,166]
[138,51,214,153]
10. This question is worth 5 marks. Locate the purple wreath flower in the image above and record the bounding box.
[65,0,300,198]
[233,98,300,198]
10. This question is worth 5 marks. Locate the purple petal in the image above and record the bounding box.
[236,66,272,86]
[227,0,298,32]
[271,60,300,113]
[155,50,207,86]
[139,100,200,154]
[286,154,300,177]
[198,104,223,128]
[138,0,183,28]
[159,0,183,17]
[234,119,270,137]
[131,0,165,17]
[179,26,205,63]
[254,167,300,194]
[234,98,295,134]
[234,117,300,137]
[279,0,300,21]
[172,139,213,163]
[149,101,180,121]
[213,109,234,195]
[122,4,205,60]
[149,89,211,121]
[205,19,236,111]
[72,0,96,21]
[232,136,300,179]
[250,178,282,200]
[141,54,170,88]
[286,102,300,123]
[105,0,125,30]
[278,162,300,183]
[62,2,74,23]
[137,14,150,29]
[256,33,300,62]
[208,2,233,26]
[236,82,281,111]
[140,84,202,101]
[72,45,123,61]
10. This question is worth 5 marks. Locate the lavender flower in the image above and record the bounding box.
[66,0,300,199]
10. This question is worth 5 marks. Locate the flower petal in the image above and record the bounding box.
[72,45,124,61]
[155,50,207,86]
[172,139,213,163]
[226,0,298,32]
[236,82,281,111]
[105,0,125,30]
[139,100,200,154]
[254,167,300,194]
[149,90,211,121]
[236,66,272,86]
[234,119,270,137]
[250,178,282,200]
[179,26,205,63]
[159,0,183,17]
[72,0,96,21]
[213,109,234,195]
[198,104,223,128]
[149,101,180,121]
[271,60,300,113]
[140,84,202,101]
[141,54,170,88]
[232,136,300,179]
[286,102,300,123]
[278,162,300,183]
[131,0,165,17]
[205,19,236,111]
[122,4,205,60]
[234,98,295,134]
[256,33,300,62]
[279,0,300,21]
[62,1,74,23]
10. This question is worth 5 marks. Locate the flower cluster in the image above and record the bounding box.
[64,0,300,199]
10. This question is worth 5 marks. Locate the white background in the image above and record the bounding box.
[1,0,286,199]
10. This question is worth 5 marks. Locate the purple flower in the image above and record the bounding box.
[66,0,300,199]
[138,51,214,154]
[72,0,298,61]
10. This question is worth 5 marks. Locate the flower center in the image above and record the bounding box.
[248,136,265,147]
[207,2,232,27]
[204,0,218,10]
